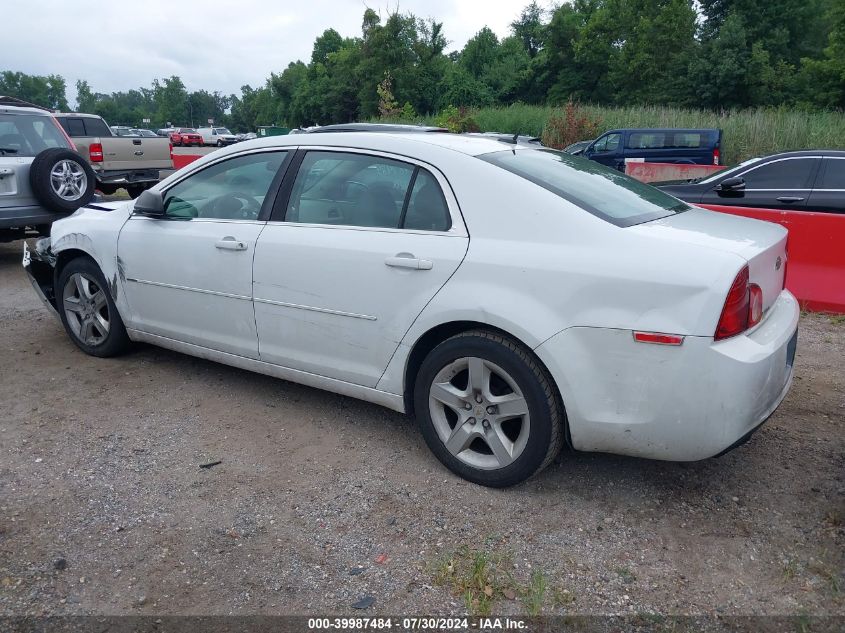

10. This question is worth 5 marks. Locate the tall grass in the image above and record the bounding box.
[402,104,845,166]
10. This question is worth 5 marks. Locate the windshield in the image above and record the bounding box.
[214,128,232,135]
[479,149,690,227]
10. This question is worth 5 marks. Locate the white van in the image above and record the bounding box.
[197,127,238,147]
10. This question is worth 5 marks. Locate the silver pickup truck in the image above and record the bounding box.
[53,113,172,198]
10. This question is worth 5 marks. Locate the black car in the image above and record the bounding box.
[658,150,845,213]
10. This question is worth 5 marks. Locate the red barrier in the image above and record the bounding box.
[172,154,202,170]
[701,204,845,313]
[625,161,725,183]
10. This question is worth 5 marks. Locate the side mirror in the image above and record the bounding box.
[133,189,165,217]
[717,176,746,194]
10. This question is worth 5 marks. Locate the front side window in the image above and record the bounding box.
[741,158,817,189]
[479,148,690,227]
[0,114,69,156]
[591,133,621,153]
[285,151,450,230]
[163,151,288,220]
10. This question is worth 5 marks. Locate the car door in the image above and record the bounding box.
[805,157,845,214]
[118,149,291,357]
[701,156,820,210]
[585,132,623,170]
[252,148,469,388]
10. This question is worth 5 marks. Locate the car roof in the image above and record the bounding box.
[54,112,102,119]
[756,149,845,158]
[0,95,52,115]
[224,131,534,158]
[306,123,449,133]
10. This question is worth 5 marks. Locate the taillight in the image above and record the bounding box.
[89,142,104,163]
[713,147,720,165]
[715,266,764,340]
[169,142,174,162]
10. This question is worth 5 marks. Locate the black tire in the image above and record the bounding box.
[97,184,118,195]
[217,140,223,147]
[414,330,564,488]
[126,184,145,199]
[29,148,96,213]
[56,257,130,358]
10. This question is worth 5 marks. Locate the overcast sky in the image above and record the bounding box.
[3,0,539,107]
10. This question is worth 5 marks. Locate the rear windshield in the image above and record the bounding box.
[0,113,69,156]
[479,149,690,227]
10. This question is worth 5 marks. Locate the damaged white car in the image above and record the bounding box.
[24,132,798,487]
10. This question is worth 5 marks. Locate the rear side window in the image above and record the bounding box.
[627,132,704,149]
[83,117,111,137]
[741,158,817,189]
[58,117,86,137]
[285,151,451,231]
[818,158,845,189]
[0,113,69,156]
[479,149,690,227]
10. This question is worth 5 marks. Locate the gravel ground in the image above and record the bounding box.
[0,238,842,619]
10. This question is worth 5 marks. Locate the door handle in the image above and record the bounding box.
[777,196,804,203]
[215,236,247,251]
[385,253,433,270]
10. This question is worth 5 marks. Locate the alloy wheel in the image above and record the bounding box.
[62,272,110,346]
[50,159,88,201]
[428,357,531,470]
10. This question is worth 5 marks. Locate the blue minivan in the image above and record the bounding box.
[582,128,723,171]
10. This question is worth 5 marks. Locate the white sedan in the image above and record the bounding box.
[24,133,798,487]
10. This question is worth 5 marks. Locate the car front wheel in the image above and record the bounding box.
[57,257,130,357]
[414,330,564,487]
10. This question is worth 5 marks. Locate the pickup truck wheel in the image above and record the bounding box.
[57,257,130,358]
[29,148,95,213]
[97,184,117,195]
[126,184,145,199]
[217,140,224,147]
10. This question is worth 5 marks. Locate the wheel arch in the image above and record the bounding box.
[402,320,565,429]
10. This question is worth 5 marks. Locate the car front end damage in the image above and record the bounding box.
[23,237,59,319]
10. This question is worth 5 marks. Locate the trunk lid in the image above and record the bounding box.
[630,207,788,313]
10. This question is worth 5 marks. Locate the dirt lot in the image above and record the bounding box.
[0,238,842,619]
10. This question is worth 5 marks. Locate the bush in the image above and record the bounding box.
[434,105,481,133]
[540,100,602,150]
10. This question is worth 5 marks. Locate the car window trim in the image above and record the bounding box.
[152,147,295,223]
[268,146,467,237]
[733,156,821,190]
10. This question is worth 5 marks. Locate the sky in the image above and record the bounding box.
[2,0,536,107]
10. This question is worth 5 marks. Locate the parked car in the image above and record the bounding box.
[23,133,797,487]
[54,113,172,198]
[156,128,175,137]
[0,96,96,242]
[197,126,238,147]
[134,129,160,138]
[110,126,140,137]
[169,128,203,147]
[236,132,258,142]
[583,128,723,171]
[657,150,845,213]
[659,150,845,313]
[563,140,593,155]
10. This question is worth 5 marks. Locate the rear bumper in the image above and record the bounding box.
[1,205,68,229]
[535,290,799,461]
[96,169,162,185]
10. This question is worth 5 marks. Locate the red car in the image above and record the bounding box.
[169,128,203,147]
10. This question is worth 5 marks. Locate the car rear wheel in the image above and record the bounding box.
[414,330,564,487]
[217,140,223,147]
[57,257,130,358]
[126,184,146,199]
